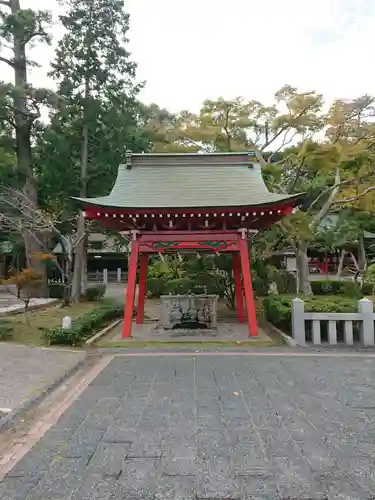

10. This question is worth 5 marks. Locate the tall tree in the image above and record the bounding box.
[49,0,142,301]
[0,0,55,293]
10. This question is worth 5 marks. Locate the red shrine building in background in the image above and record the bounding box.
[73,151,304,338]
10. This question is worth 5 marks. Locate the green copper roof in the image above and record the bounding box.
[73,152,304,209]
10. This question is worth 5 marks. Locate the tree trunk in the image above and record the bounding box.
[81,236,88,292]
[71,117,89,302]
[296,240,311,295]
[71,212,85,302]
[336,249,346,278]
[358,231,367,272]
[11,0,46,296]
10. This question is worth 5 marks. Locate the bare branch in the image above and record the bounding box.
[307,169,375,217]
[332,185,375,205]
[267,130,299,164]
[287,154,306,193]
[260,101,316,151]
[0,55,15,68]
[311,168,341,229]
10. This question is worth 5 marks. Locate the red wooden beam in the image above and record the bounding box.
[233,252,245,323]
[139,230,240,241]
[122,236,140,338]
[136,253,148,324]
[239,235,258,337]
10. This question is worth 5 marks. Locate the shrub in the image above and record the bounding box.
[165,278,208,295]
[85,284,107,301]
[48,283,66,299]
[147,276,221,298]
[310,279,371,298]
[251,259,270,297]
[310,280,343,295]
[41,301,121,346]
[147,277,167,298]
[0,320,12,340]
[273,269,297,294]
[263,294,359,334]
[263,295,293,332]
[338,281,362,299]
[362,281,373,295]
[252,273,269,296]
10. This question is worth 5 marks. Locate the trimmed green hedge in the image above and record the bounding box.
[85,284,106,301]
[310,279,371,298]
[263,294,359,335]
[48,283,66,299]
[41,302,122,346]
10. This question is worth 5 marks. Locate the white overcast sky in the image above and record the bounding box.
[1,0,375,112]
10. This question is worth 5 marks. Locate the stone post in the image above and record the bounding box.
[358,298,374,346]
[103,268,108,285]
[117,268,122,282]
[291,298,306,346]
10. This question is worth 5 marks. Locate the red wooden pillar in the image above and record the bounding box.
[122,235,140,338]
[136,253,149,324]
[233,252,245,323]
[238,234,258,337]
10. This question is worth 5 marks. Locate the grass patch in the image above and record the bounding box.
[4,301,102,346]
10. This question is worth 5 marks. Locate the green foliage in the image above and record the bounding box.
[146,254,238,308]
[0,319,13,340]
[310,279,365,298]
[41,301,121,346]
[365,263,375,294]
[165,278,207,296]
[263,295,294,332]
[310,280,344,295]
[272,269,297,294]
[147,277,168,298]
[263,295,359,334]
[251,259,270,296]
[338,281,363,299]
[48,283,66,299]
[84,284,106,301]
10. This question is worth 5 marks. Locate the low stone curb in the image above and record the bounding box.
[0,299,59,317]
[0,353,87,432]
[85,319,122,346]
[261,319,299,348]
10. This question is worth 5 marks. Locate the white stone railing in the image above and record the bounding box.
[87,269,126,284]
[292,297,375,346]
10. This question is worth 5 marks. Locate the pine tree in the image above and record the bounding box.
[0,0,56,294]
[50,0,142,301]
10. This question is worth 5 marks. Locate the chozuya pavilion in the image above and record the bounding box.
[73,151,304,339]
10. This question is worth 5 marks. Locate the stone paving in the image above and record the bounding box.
[0,344,86,413]
[0,292,56,316]
[2,353,375,499]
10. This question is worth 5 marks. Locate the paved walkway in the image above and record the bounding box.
[0,292,56,316]
[0,344,85,414]
[1,352,375,498]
